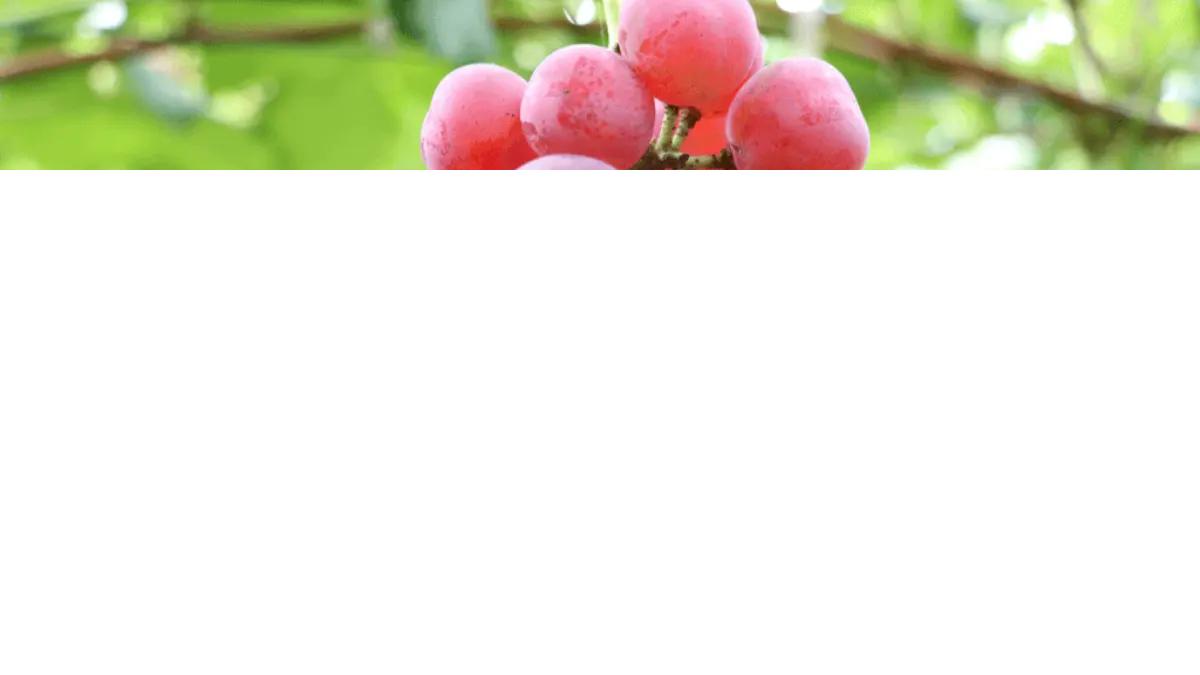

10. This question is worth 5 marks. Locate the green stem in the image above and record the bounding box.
[656,105,679,153]
[684,149,736,170]
[670,107,701,152]
[601,0,621,50]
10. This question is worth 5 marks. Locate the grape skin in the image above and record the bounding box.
[702,37,765,116]
[520,45,655,170]
[420,64,537,171]
[618,0,761,112]
[726,58,870,170]
[518,155,616,170]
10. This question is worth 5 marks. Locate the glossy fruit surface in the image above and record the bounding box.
[521,44,656,169]
[726,57,870,170]
[618,0,761,112]
[421,64,536,170]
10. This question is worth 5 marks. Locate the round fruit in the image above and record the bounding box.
[421,64,537,171]
[726,57,870,170]
[521,44,656,170]
[702,35,765,116]
[618,0,761,112]
[517,155,617,170]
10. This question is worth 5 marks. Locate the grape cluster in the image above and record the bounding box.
[420,0,870,171]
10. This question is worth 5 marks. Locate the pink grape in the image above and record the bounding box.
[521,44,655,170]
[517,155,616,170]
[726,57,870,170]
[703,37,765,116]
[618,0,761,112]
[421,64,537,171]
[680,112,729,156]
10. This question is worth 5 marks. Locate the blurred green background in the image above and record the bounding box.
[1,0,1197,169]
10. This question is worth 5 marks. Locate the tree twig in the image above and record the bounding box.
[0,21,364,81]
[821,17,1188,141]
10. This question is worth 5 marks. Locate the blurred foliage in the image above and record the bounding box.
[0,0,1197,168]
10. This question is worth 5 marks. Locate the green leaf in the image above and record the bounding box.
[202,42,450,168]
[0,0,92,27]
[0,67,275,168]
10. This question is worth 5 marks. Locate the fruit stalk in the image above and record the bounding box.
[670,107,701,152]
[656,104,679,153]
[684,149,736,170]
[601,0,621,50]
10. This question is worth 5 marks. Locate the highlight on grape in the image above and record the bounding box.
[419,0,870,171]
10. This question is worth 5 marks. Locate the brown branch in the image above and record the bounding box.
[187,21,365,45]
[492,18,592,34]
[0,21,364,81]
[822,18,1190,141]
[1,39,146,80]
